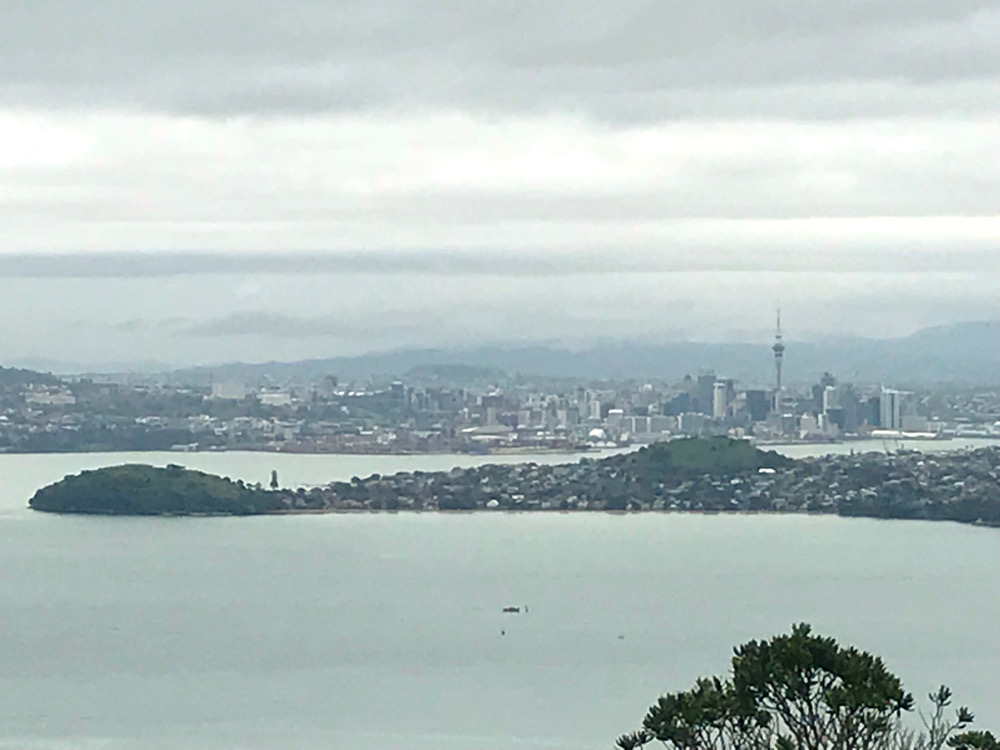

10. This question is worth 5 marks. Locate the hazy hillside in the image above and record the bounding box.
[158,321,1000,387]
[0,366,62,388]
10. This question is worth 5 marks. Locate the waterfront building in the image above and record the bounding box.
[880,388,903,431]
[649,415,675,433]
[606,408,625,431]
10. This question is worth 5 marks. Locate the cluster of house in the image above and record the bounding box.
[269,445,1000,527]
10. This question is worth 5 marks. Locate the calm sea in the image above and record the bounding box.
[2,442,999,750]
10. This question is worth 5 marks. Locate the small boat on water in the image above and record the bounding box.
[502,606,520,613]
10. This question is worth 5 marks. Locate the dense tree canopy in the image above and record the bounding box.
[619,624,995,750]
[614,437,793,479]
[29,463,282,515]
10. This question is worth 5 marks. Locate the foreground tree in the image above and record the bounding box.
[619,624,995,750]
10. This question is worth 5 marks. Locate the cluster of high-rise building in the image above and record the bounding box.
[0,311,982,453]
[654,311,932,442]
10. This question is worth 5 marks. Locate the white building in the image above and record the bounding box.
[588,399,602,421]
[606,409,624,431]
[880,388,904,430]
[258,390,293,407]
[25,388,76,406]
[712,381,728,420]
[626,416,650,434]
[211,379,248,400]
[800,413,819,436]
[822,385,838,413]
[649,416,676,433]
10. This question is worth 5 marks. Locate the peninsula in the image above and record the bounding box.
[27,438,1000,526]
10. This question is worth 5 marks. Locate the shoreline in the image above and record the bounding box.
[272,508,1000,527]
[5,437,999,458]
[29,505,1000,529]
[0,445,617,458]
[24,439,1000,529]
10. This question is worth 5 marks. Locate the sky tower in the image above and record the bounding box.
[772,308,785,399]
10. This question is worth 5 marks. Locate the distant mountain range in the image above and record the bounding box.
[150,321,1000,387]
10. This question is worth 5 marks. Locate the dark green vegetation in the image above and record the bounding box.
[26,439,1000,524]
[309,436,792,513]
[618,624,997,750]
[29,464,281,516]
[285,439,1000,525]
[0,366,60,388]
[614,437,793,477]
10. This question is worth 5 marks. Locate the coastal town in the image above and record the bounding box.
[5,349,1000,455]
[30,437,1000,528]
[267,438,1000,526]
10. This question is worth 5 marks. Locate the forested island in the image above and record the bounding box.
[28,464,282,515]
[27,438,1000,525]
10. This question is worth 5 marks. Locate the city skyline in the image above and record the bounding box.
[3,4,1000,749]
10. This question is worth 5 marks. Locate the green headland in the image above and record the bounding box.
[28,463,282,516]
[25,437,1000,525]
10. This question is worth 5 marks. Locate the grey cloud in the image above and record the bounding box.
[367,183,1000,224]
[180,299,699,347]
[184,312,346,338]
[4,266,1000,366]
[184,310,443,340]
[4,247,1000,280]
[112,317,185,332]
[1,1,998,119]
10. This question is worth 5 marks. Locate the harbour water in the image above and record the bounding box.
[2,437,994,512]
[2,441,999,749]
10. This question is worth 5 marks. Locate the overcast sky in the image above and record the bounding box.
[1,0,998,368]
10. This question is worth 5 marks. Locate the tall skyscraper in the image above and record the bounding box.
[880,388,903,430]
[712,381,728,420]
[745,390,770,422]
[696,370,716,416]
[772,309,785,410]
